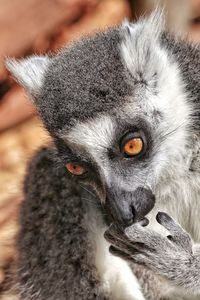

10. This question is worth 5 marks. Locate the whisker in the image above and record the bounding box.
[81,197,101,206]
[79,184,96,198]
[135,123,187,204]
[155,121,188,150]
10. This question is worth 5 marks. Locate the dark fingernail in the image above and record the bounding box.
[167,235,173,241]
[156,211,170,223]
[109,246,130,260]
[104,231,112,241]
[139,218,149,227]
[109,245,119,255]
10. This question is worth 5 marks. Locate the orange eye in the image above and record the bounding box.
[123,137,143,156]
[66,163,86,176]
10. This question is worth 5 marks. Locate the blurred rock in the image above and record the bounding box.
[50,0,131,50]
[0,86,35,132]
[0,0,96,60]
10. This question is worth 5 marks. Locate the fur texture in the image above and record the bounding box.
[6,12,200,300]
[18,148,108,300]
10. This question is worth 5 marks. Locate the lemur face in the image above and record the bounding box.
[6,13,190,227]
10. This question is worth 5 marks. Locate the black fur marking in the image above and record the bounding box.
[38,29,133,134]
[34,31,200,136]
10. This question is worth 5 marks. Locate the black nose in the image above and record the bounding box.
[105,187,155,228]
[105,198,135,227]
[133,187,155,221]
[116,202,135,227]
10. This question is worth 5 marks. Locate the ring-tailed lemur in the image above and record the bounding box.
[6,11,200,300]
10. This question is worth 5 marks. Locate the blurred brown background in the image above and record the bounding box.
[0,0,200,298]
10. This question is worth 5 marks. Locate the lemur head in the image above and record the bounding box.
[7,13,191,227]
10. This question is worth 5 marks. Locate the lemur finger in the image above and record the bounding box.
[109,246,150,267]
[156,212,192,251]
[104,223,123,236]
[105,225,154,253]
[104,225,133,249]
[124,224,165,248]
[104,224,126,242]
[105,230,133,250]
[138,217,149,227]
[109,234,154,254]
[156,212,183,234]
[105,225,146,251]
[125,223,146,240]
[109,245,136,260]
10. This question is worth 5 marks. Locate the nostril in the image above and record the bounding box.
[131,204,135,219]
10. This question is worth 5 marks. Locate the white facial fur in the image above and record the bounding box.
[119,13,191,184]
[66,115,116,183]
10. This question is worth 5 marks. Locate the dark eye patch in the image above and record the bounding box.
[54,136,101,179]
[107,117,153,162]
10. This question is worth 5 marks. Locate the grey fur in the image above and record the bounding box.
[161,33,200,131]
[6,11,200,300]
[34,29,132,133]
[18,147,108,300]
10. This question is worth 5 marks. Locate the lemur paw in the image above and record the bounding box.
[155,212,192,254]
[104,212,194,281]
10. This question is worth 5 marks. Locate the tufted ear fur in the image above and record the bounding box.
[120,9,165,86]
[5,55,50,99]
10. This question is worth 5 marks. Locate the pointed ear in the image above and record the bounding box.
[5,55,50,99]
